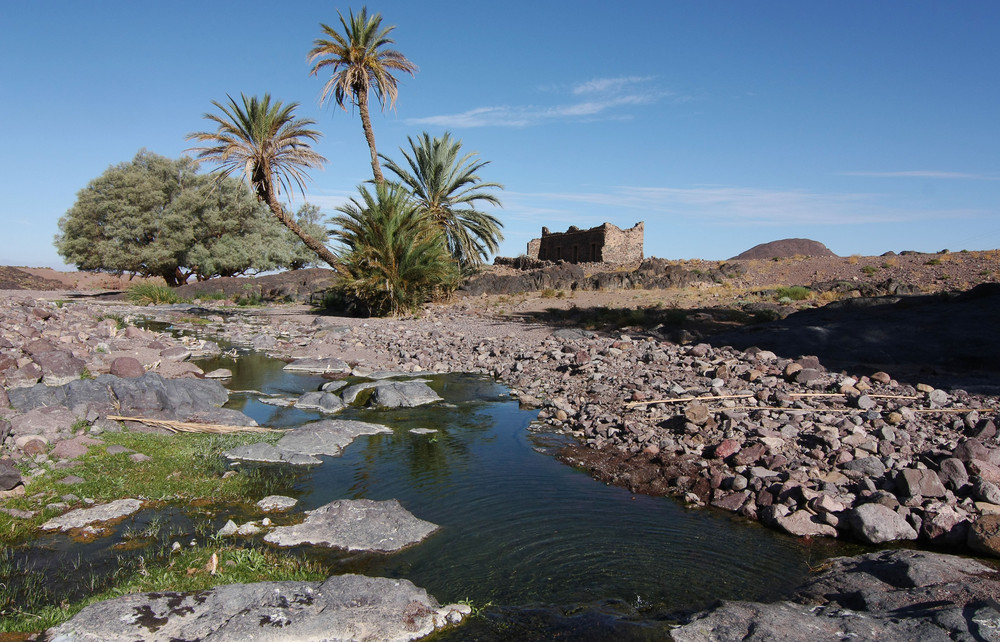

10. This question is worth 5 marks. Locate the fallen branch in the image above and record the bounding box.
[107,415,279,434]
[626,394,755,408]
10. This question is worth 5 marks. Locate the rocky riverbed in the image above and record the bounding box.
[4,292,1000,552]
[4,286,1000,638]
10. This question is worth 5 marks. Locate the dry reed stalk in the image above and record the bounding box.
[107,415,280,434]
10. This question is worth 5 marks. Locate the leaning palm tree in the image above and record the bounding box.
[186,93,339,268]
[381,132,504,271]
[331,182,458,316]
[308,7,417,184]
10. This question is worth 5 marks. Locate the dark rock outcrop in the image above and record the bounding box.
[674,550,1000,641]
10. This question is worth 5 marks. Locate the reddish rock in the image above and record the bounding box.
[20,438,47,455]
[713,438,741,460]
[712,491,748,512]
[33,350,86,386]
[732,442,767,466]
[110,357,145,378]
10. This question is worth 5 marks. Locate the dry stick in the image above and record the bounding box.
[107,415,280,434]
[625,394,755,408]
[720,406,994,415]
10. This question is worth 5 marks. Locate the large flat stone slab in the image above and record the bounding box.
[47,573,470,641]
[282,357,351,374]
[264,499,438,552]
[223,443,321,466]
[276,419,393,457]
[41,498,144,532]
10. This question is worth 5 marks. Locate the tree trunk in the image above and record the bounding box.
[358,91,384,184]
[264,192,341,271]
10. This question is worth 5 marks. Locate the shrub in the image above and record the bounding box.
[861,265,878,276]
[330,183,460,316]
[126,284,180,305]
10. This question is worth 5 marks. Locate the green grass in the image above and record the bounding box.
[126,283,181,305]
[0,429,285,545]
[773,286,811,301]
[95,313,127,330]
[861,265,878,276]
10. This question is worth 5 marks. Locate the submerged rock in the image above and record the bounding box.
[40,498,143,532]
[223,443,321,466]
[264,498,438,552]
[257,495,297,512]
[47,573,469,641]
[276,419,392,457]
[282,357,351,374]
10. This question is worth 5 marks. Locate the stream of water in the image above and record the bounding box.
[193,350,854,639]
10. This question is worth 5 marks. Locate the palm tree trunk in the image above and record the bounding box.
[358,91,385,184]
[264,193,342,271]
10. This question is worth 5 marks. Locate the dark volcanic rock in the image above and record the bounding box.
[729,238,837,260]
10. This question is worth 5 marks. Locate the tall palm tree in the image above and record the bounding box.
[381,131,504,270]
[186,93,339,268]
[331,182,458,316]
[308,7,417,184]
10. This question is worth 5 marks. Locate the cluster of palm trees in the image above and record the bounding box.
[186,7,503,315]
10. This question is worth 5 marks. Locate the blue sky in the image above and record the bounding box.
[2,1,999,269]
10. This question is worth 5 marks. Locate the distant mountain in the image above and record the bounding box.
[730,238,837,260]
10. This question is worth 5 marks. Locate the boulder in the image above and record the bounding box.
[264,499,438,552]
[895,468,946,498]
[109,357,144,378]
[849,503,917,544]
[293,391,345,414]
[47,574,469,641]
[33,350,86,386]
[774,510,838,537]
[367,381,442,409]
[968,514,1000,557]
[0,459,22,491]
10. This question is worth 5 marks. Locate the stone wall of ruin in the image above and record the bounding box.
[525,222,643,264]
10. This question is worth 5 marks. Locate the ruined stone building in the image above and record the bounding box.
[526,222,644,264]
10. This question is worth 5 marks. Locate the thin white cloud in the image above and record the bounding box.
[841,170,999,180]
[511,185,987,226]
[407,76,675,128]
[572,76,653,95]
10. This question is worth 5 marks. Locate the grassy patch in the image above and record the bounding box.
[96,313,127,330]
[861,265,878,276]
[126,283,181,305]
[773,286,811,301]
[0,429,285,544]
